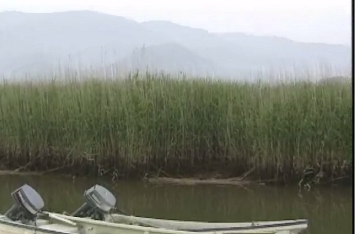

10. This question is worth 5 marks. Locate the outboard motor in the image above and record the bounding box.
[4,184,44,224]
[72,184,116,220]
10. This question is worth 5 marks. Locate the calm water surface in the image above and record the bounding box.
[0,175,352,234]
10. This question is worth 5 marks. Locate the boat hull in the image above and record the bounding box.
[0,213,308,234]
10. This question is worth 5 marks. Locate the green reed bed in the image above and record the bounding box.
[0,75,352,182]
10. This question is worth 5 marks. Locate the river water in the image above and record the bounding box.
[0,175,352,234]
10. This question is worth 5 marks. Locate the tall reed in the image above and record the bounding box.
[0,74,352,181]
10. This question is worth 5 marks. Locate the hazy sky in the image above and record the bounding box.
[1,0,352,45]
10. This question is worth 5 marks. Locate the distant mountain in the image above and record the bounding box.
[141,21,351,72]
[118,43,218,76]
[0,11,170,75]
[317,76,351,84]
[217,32,350,63]
[0,11,351,78]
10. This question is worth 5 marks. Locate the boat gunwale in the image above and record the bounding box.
[50,213,308,233]
[111,213,308,228]
[180,220,308,232]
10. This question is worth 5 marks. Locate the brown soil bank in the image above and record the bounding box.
[0,75,352,184]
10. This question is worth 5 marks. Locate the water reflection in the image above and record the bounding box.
[0,175,351,234]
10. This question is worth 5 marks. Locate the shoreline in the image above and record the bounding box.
[145,176,262,186]
[0,170,351,187]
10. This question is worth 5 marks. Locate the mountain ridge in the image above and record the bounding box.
[0,10,351,78]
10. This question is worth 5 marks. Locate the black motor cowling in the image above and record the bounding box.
[72,184,116,220]
[5,184,44,224]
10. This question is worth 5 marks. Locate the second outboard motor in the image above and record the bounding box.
[4,184,45,224]
[72,184,116,220]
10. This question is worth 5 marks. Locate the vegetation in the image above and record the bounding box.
[0,73,352,182]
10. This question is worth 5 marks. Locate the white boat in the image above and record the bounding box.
[0,184,308,234]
